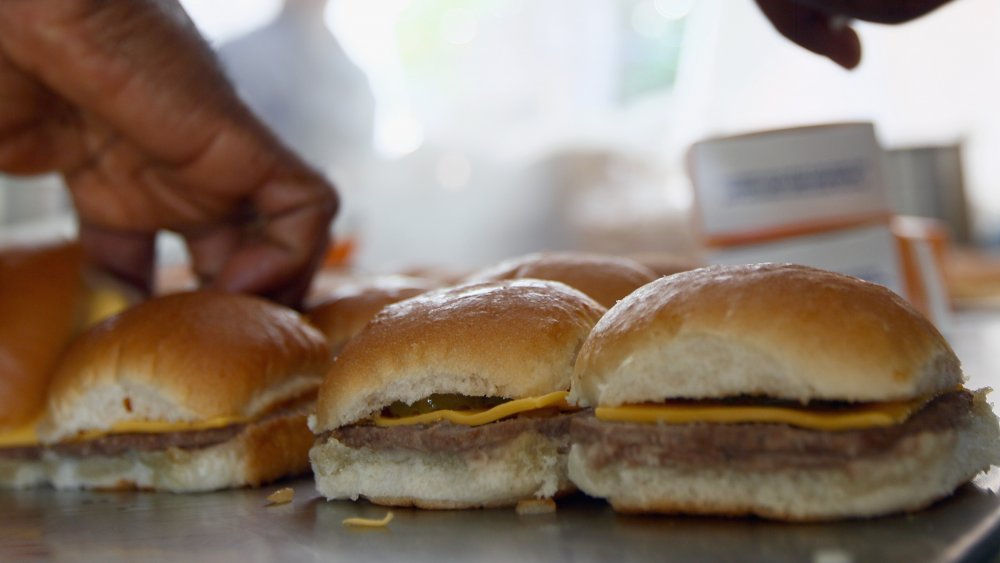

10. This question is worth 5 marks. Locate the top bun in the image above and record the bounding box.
[628,252,702,277]
[0,242,86,429]
[40,290,328,442]
[570,263,961,406]
[463,252,658,308]
[312,279,606,431]
[307,275,438,356]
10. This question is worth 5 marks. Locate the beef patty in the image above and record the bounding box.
[571,390,974,471]
[324,410,576,454]
[0,445,43,461]
[44,400,311,458]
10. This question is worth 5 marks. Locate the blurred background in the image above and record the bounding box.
[1,0,999,275]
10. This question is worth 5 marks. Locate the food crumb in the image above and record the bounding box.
[812,548,853,563]
[516,498,556,516]
[342,511,394,528]
[265,487,295,506]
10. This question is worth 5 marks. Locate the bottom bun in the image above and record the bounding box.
[45,412,313,492]
[311,431,572,509]
[568,399,1000,521]
[0,459,47,489]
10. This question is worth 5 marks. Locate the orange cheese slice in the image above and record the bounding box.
[595,395,933,431]
[0,421,40,448]
[70,416,248,442]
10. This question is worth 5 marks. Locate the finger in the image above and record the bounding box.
[183,221,244,287]
[212,205,333,308]
[0,0,244,167]
[212,172,338,307]
[78,222,156,295]
[0,48,83,174]
[795,0,955,24]
[756,0,862,69]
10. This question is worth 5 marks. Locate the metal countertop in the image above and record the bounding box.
[3,472,1000,563]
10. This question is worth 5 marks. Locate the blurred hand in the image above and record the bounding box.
[755,0,956,69]
[0,0,338,306]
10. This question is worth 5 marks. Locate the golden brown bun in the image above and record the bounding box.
[0,242,86,430]
[312,280,606,431]
[627,251,703,277]
[40,290,328,442]
[307,275,439,356]
[463,252,658,308]
[397,265,472,287]
[571,263,962,406]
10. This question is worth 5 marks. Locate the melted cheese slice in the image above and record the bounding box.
[71,416,249,442]
[0,421,40,448]
[595,395,933,431]
[84,286,131,327]
[372,391,572,427]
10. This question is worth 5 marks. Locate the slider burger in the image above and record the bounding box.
[309,279,606,508]
[627,251,701,278]
[568,263,1000,520]
[463,251,658,308]
[307,275,438,357]
[0,241,132,488]
[38,290,328,492]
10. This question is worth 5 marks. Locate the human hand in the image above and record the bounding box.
[755,0,955,69]
[0,0,338,306]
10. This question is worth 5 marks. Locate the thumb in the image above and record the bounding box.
[756,0,863,69]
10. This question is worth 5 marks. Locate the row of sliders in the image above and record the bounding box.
[308,261,1000,520]
[0,247,666,492]
[2,244,997,522]
[0,242,327,490]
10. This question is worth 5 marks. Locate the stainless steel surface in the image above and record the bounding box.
[4,310,1000,563]
[3,473,1000,563]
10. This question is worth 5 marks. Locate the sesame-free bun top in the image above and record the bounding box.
[312,279,607,431]
[628,252,702,277]
[464,252,658,309]
[307,275,439,356]
[0,241,86,430]
[570,263,962,407]
[40,290,329,442]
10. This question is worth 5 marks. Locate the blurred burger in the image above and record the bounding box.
[0,241,133,488]
[307,275,438,357]
[309,279,606,509]
[463,251,658,308]
[38,290,328,492]
[568,263,1000,520]
[627,251,701,278]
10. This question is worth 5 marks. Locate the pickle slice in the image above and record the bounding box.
[383,394,508,417]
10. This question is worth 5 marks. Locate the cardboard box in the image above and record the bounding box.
[689,123,890,246]
[688,123,915,303]
[687,122,954,326]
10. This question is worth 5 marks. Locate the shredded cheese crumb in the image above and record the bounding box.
[812,548,853,563]
[265,487,295,506]
[342,511,394,528]
[515,499,557,516]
